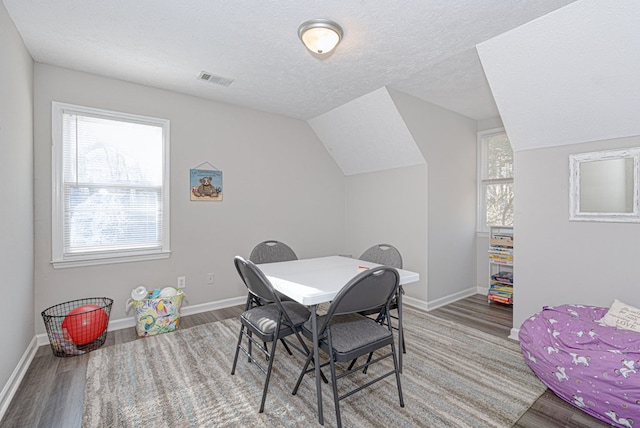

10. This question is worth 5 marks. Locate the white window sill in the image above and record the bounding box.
[51,251,171,269]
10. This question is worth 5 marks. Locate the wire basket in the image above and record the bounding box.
[41,297,113,357]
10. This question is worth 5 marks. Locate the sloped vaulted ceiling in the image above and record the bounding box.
[309,87,425,176]
[477,0,640,152]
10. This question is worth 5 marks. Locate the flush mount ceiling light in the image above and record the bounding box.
[298,19,343,55]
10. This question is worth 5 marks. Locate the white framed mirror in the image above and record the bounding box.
[569,147,640,222]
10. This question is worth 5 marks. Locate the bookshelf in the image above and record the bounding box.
[488,226,513,305]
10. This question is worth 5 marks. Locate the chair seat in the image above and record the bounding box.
[303,313,393,361]
[243,301,310,338]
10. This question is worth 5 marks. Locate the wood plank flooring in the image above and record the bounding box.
[429,295,610,428]
[1,295,610,427]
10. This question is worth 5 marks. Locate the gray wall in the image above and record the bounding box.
[391,90,477,304]
[33,64,346,331]
[342,90,477,306]
[345,165,427,300]
[0,1,34,403]
[514,135,640,331]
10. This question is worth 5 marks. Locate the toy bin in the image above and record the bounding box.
[41,297,113,357]
[130,290,184,337]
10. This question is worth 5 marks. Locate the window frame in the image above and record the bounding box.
[51,102,171,268]
[476,127,513,234]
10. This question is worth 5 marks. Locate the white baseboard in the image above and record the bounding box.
[403,286,479,312]
[180,296,246,317]
[0,336,38,422]
[509,327,520,341]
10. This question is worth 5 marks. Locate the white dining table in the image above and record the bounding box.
[258,255,420,425]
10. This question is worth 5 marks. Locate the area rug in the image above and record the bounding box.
[82,306,546,427]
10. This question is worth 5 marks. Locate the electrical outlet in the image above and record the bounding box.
[177,276,186,288]
[207,273,215,285]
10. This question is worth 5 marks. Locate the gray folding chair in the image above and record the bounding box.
[359,243,403,269]
[292,266,404,428]
[358,244,406,368]
[231,256,310,413]
[249,240,298,264]
[249,240,298,306]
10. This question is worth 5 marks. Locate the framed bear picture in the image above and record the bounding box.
[190,166,223,201]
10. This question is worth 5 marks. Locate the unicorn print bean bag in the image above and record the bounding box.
[519,304,640,427]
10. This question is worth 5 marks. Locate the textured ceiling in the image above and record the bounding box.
[478,0,640,151]
[3,0,577,121]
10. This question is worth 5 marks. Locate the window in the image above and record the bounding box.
[477,128,513,233]
[52,102,170,268]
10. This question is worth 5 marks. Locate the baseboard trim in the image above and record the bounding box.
[404,287,479,312]
[509,327,520,341]
[180,296,246,317]
[0,336,38,422]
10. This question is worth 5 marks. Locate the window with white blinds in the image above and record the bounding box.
[51,102,170,268]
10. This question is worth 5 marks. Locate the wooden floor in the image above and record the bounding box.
[1,295,610,427]
[428,295,610,428]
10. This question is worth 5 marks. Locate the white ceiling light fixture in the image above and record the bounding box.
[298,19,343,56]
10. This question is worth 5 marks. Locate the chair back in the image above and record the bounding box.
[249,240,298,264]
[234,256,280,304]
[322,267,399,328]
[359,244,403,269]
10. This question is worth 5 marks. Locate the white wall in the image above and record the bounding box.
[33,64,346,331]
[477,0,640,152]
[514,135,640,331]
[0,0,34,409]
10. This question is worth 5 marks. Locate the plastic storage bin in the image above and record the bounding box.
[41,297,113,357]
[130,290,184,337]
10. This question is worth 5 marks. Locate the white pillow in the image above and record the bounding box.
[601,299,640,333]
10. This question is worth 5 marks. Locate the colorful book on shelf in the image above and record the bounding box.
[489,239,513,248]
[488,247,513,254]
[489,253,513,259]
[489,290,511,297]
[490,282,513,288]
[491,234,513,241]
[489,285,513,293]
[489,293,512,299]
[491,272,513,284]
[488,257,513,264]
[488,294,513,304]
[488,253,513,258]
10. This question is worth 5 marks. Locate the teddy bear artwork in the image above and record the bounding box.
[190,166,223,201]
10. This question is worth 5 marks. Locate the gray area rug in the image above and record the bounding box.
[83,306,546,427]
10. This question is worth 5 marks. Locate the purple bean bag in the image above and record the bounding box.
[519,304,640,427]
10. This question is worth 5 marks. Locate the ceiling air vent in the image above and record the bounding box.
[198,71,235,87]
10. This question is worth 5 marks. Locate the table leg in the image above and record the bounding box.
[311,305,324,425]
[397,287,404,373]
